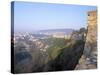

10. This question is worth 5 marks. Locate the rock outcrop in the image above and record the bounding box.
[75,10,97,70]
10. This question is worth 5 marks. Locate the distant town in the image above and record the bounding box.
[14,29,74,52]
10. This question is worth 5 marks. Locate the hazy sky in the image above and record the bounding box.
[13,1,97,32]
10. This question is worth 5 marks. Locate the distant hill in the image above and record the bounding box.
[38,29,74,35]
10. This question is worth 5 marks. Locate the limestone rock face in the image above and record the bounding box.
[84,11,97,58]
[75,10,97,70]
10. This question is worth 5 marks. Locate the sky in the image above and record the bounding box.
[13,1,97,32]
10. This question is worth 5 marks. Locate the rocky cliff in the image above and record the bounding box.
[75,10,97,69]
